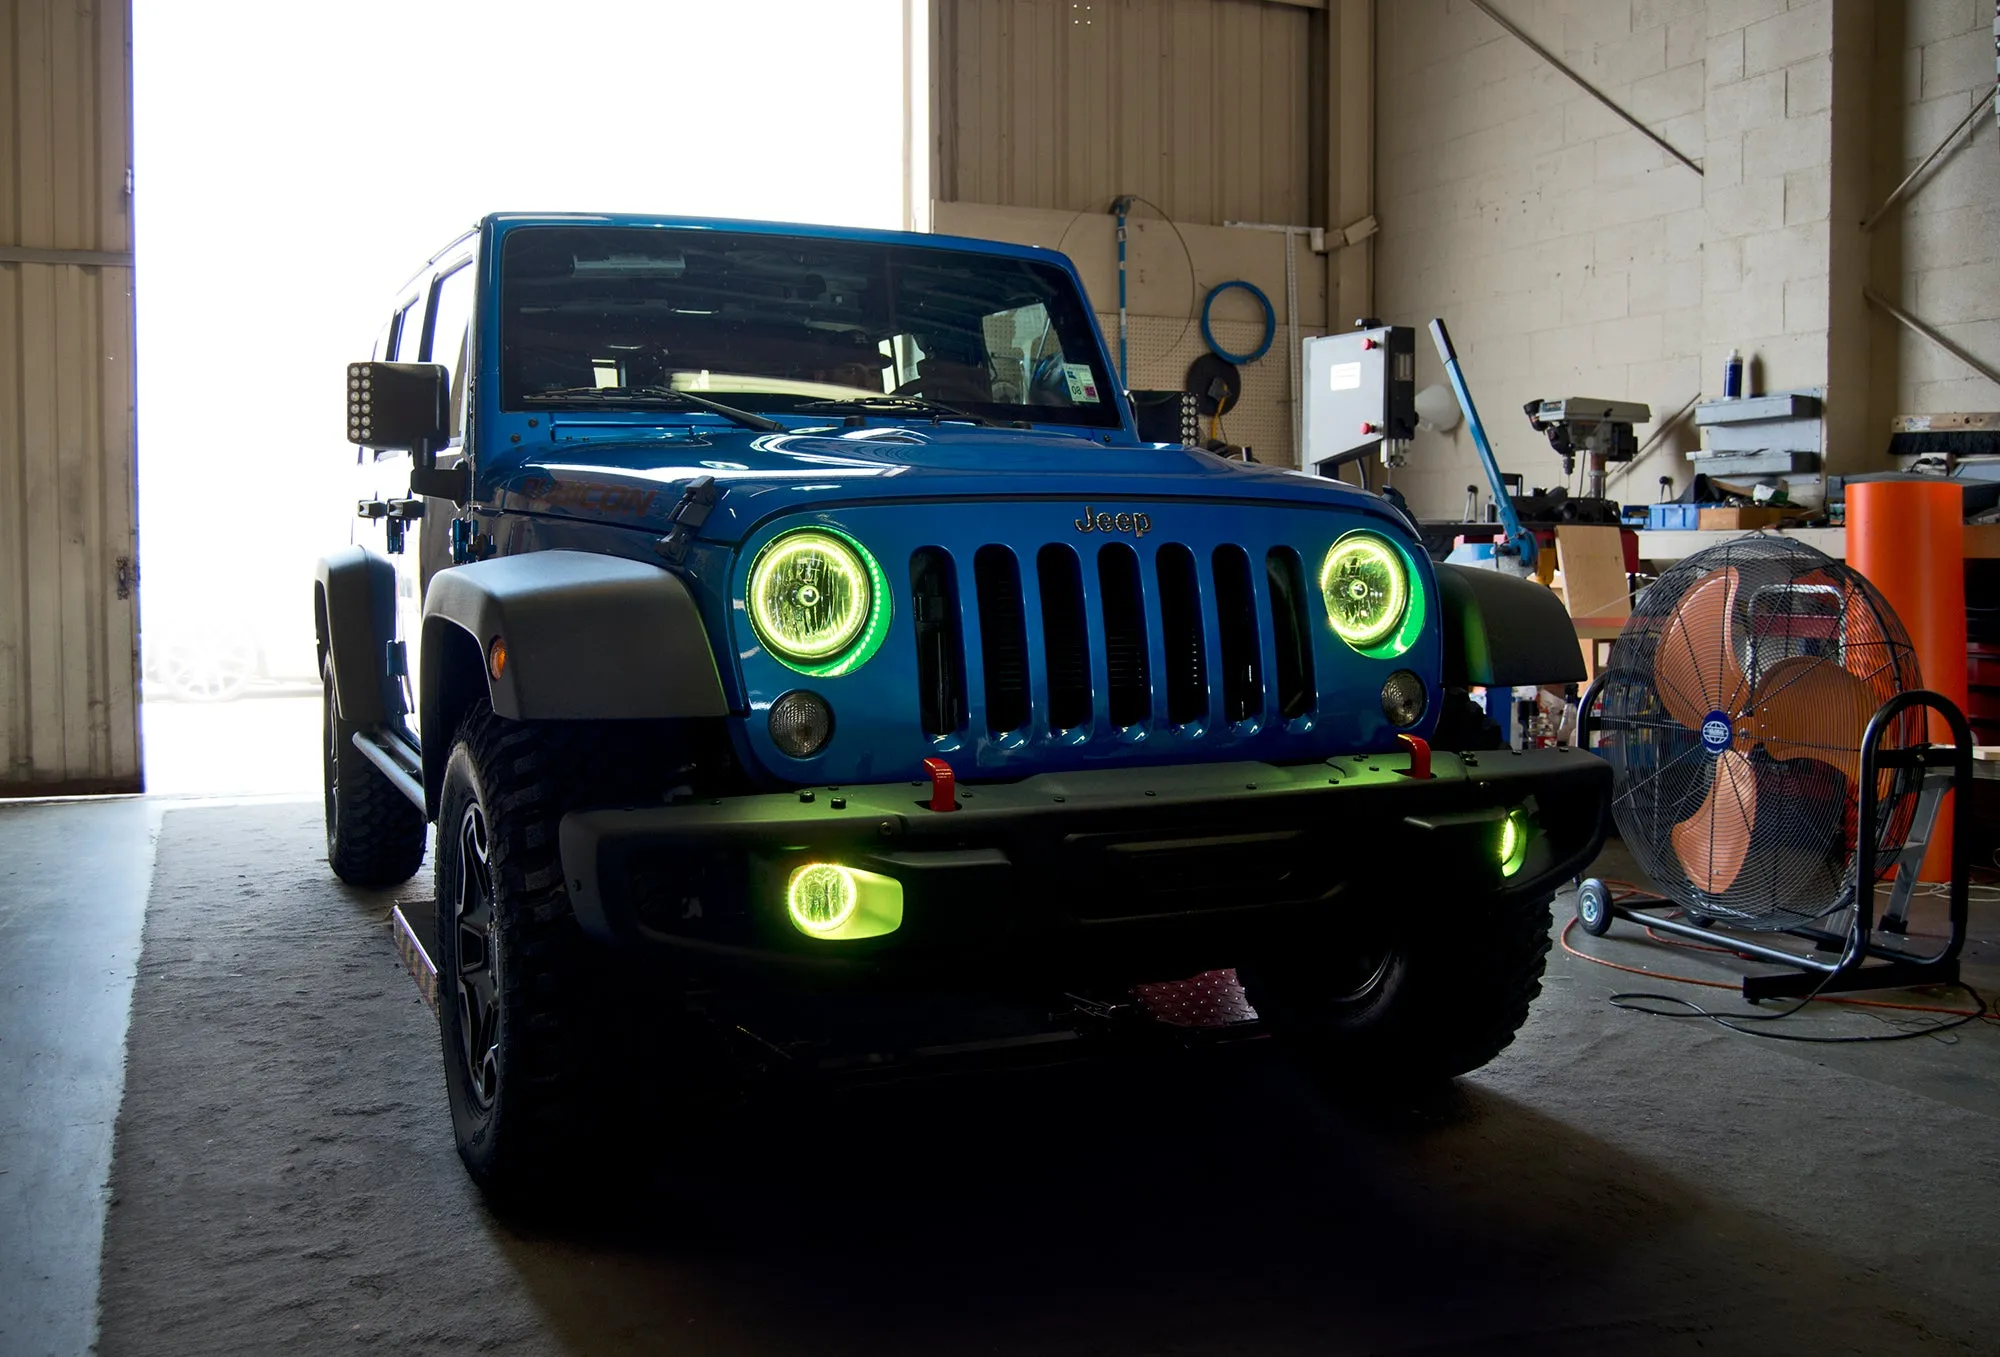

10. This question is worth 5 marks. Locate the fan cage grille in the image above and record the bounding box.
[1600,537,1925,930]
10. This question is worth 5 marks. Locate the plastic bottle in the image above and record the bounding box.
[1559,684,1580,748]
[1723,348,1744,399]
[1530,707,1556,750]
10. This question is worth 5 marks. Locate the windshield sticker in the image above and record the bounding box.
[1063,363,1101,403]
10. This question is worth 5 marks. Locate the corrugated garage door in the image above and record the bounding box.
[0,0,141,794]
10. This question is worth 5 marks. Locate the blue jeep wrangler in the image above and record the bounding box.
[318,213,1609,1194]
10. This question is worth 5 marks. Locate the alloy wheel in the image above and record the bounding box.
[321,664,340,849]
[454,802,502,1107]
[1324,938,1397,1005]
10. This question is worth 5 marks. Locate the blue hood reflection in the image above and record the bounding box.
[488,421,1389,544]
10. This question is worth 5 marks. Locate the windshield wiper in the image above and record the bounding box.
[799,396,995,427]
[521,385,785,433]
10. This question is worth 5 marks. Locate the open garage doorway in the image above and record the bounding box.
[133,0,921,795]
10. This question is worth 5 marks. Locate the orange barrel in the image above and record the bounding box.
[1846,480,1966,880]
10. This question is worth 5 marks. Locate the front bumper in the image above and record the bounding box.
[559,748,1610,984]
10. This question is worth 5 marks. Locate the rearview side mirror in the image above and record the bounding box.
[346,361,448,450]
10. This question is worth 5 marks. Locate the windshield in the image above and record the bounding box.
[499,226,1121,429]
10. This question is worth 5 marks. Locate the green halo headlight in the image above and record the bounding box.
[747,529,889,676]
[1320,532,1411,650]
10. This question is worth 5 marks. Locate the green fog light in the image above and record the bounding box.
[1498,811,1530,878]
[785,861,905,941]
[788,863,859,933]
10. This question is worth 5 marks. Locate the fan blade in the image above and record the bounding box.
[1752,655,1876,783]
[1671,749,1757,896]
[1655,567,1748,732]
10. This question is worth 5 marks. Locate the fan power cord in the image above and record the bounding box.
[1558,897,1996,1043]
[1606,981,1988,1044]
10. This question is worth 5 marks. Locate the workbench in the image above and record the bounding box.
[1634,524,2000,563]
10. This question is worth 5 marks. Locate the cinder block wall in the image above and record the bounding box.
[1376,0,2000,523]
[1868,1,2000,424]
[1377,0,1709,519]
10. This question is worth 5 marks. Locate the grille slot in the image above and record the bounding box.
[909,548,966,736]
[1156,543,1208,726]
[1037,545,1091,732]
[1266,547,1316,720]
[1098,543,1151,728]
[1213,545,1264,725]
[973,546,1030,734]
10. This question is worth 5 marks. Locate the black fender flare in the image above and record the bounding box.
[418,551,730,817]
[421,550,728,723]
[1435,562,1588,688]
[314,547,404,726]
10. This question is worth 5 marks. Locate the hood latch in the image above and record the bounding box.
[654,475,718,565]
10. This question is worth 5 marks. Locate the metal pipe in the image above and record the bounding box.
[1113,198,1131,387]
[900,0,914,232]
[1865,287,2000,388]
[1222,219,1311,466]
[1619,909,1842,973]
[1861,83,1996,232]
[1285,231,1301,464]
[1464,0,1703,177]
[1429,317,1537,570]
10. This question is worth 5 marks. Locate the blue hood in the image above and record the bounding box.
[489,421,1403,545]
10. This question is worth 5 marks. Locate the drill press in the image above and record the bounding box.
[1522,397,1652,515]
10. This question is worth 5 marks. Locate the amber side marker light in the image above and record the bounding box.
[487,637,508,681]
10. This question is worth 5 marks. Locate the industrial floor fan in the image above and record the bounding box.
[1575,536,1975,1000]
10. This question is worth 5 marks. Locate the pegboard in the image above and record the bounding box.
[1101,312,1318,468]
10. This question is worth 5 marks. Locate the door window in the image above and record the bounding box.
[391,289,429,361]
[429,263,476,441]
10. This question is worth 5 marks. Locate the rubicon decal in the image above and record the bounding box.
[1073,506,1152,537]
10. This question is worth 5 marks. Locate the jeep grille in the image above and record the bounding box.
[908,541,1319,741]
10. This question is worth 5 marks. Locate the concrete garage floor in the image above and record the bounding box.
[0,800,159,1357]
[3,799,1998,1355]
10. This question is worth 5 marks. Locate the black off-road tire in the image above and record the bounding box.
[1240,890,1554,1084]
[322,655,426,888]
[434,702,720,1201]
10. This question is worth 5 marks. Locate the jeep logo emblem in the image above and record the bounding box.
[1074,505,1152,538]
[1700,711,1732,754]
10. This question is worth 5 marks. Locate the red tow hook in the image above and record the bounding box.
[922,757,959,811]
[1396,733,1433,780]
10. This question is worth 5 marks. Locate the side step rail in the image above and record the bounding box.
[352,727,426,810]
[391,901,439,1014]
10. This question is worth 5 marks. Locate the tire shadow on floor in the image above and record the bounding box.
[484,1046,1979,1356]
